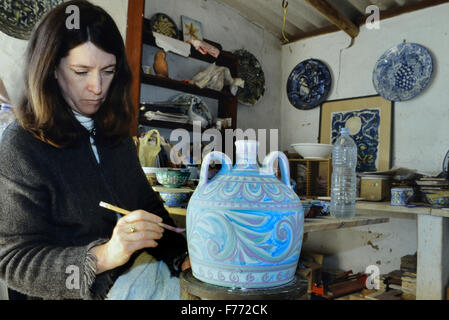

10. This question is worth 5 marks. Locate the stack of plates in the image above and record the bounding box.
[416,178,449,194]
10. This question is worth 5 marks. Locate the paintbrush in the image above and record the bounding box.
[99,201,186,233]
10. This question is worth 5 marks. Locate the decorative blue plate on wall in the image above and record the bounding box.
[372,43,433,101]
[287,59,332,110]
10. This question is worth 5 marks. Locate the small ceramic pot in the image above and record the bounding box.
[142,65,151,75]
[159,192,189,207]
[391,187,414,206]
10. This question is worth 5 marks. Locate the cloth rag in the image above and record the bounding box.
[106,251,181,300]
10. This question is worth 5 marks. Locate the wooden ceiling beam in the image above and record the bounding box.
[303,0,359,38]
[287,24,340,43]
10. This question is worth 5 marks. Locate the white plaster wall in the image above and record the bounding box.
[92,0,129,41]
[0,0,129,105]
[304,217,417,275]
[281,4,449,274]
[0,31,28,105]
[281,3,449,174]
[144,0,282,135]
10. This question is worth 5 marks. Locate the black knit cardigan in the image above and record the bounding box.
[0,121,187,299]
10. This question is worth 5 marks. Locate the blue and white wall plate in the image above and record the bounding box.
[372,43,433,101]
[286,59,332,110]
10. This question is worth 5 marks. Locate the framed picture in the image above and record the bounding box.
[181,15,203,41]
[319,95,393,172]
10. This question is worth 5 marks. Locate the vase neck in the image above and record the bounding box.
[235,140,259,169]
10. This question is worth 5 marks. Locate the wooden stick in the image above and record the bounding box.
[99,201,131,215]
[99,201,185,233]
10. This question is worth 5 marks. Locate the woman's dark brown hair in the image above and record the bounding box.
[16,0,134,147]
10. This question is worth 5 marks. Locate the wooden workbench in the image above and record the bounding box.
[356,201,449,219]
[353,201,449,300]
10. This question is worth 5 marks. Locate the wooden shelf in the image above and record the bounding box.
[289,158,332,162]
[356,201,431,216]
[430,207,449,218]
[140,73,234,100]
[139,117,192,130]
[142,18,238,74]
[139,116,226,132]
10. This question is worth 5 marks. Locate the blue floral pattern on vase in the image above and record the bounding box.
[186,140,304,288]
[372,43,433,101]
[287,59,331,110]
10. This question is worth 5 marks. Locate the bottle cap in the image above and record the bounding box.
[340,127,350,135]
[1,103,11,110]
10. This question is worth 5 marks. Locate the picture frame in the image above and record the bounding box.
[319,95,393,172]
[181,15,203,41]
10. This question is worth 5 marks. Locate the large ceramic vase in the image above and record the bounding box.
[186,140,304,288]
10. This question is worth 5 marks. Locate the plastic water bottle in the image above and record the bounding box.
[330,127,358,218]
[0,104,15,142]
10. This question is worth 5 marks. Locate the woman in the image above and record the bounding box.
[0,0,189,300]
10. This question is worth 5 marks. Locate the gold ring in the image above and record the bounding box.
[129,225,136,233]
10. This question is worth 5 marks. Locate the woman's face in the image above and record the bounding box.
[55,41,117,117]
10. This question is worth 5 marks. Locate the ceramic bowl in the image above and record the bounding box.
[291,143,333,159]
[424,192,449,207]
[155,168,191,188]
[159,191,190,207]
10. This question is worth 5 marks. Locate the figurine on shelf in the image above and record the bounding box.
[153,50,169,77]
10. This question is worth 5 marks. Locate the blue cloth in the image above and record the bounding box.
[107,252,181,300]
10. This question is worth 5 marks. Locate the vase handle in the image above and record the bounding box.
[262,151,291,187]
[199,151,233,186]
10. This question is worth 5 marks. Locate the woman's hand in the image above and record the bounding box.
[90,210,164,274]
